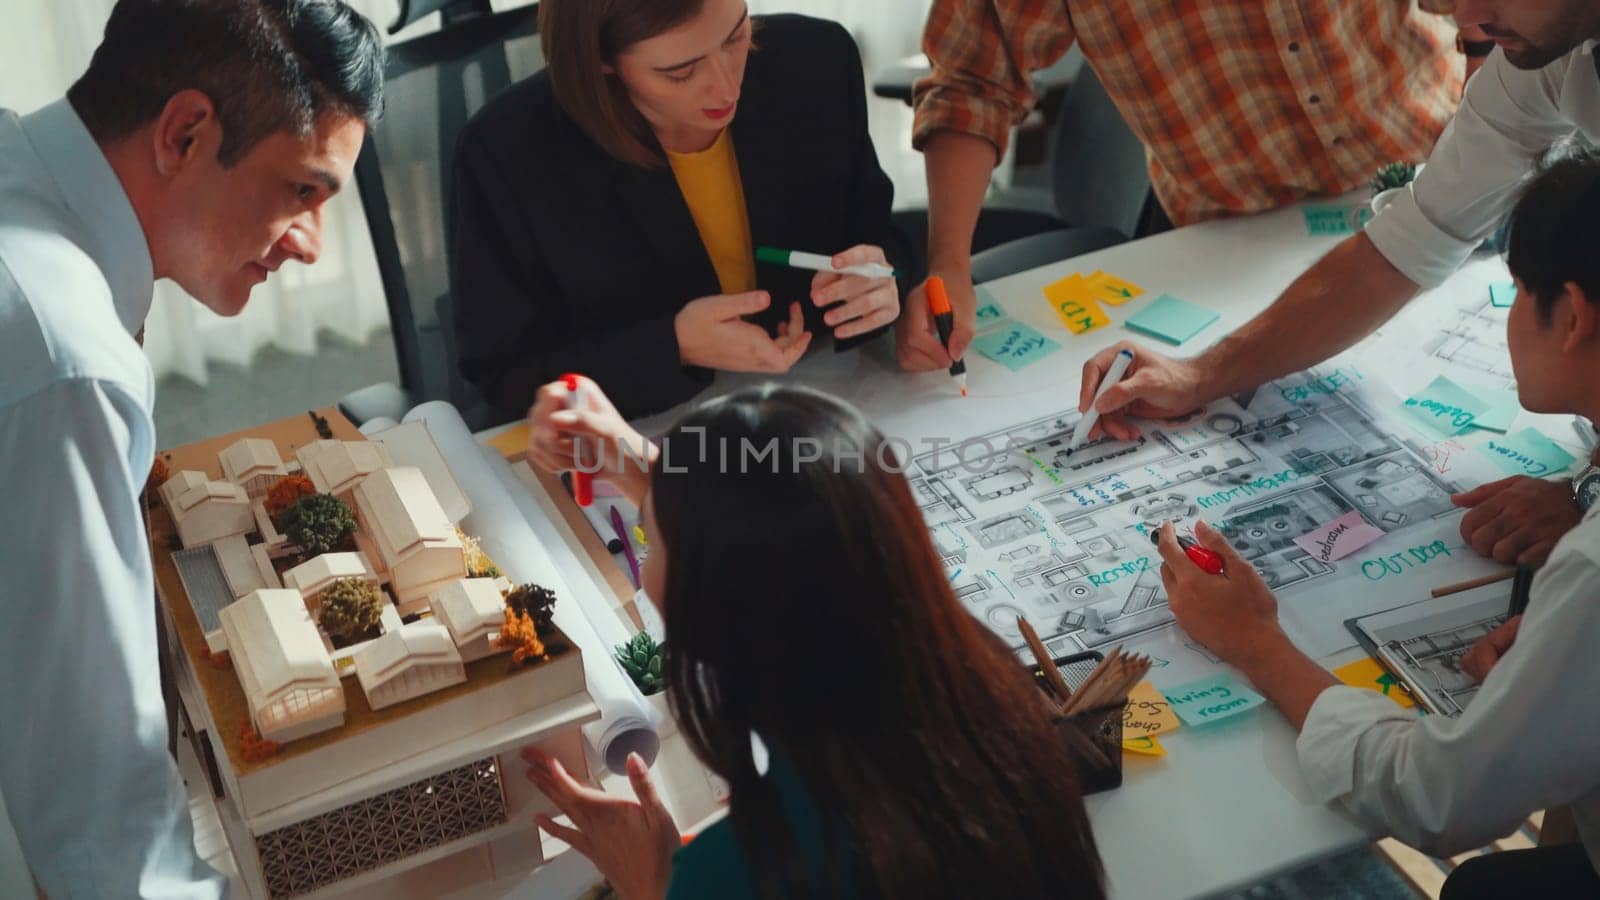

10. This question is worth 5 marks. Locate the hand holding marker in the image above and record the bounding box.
[756,246,896,279]
[1068,348,1134,452]
[1150,528,1226,575]
[561,373,594,507]
[924,276,968,396]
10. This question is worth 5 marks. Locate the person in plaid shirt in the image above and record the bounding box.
[899,0,1491,371]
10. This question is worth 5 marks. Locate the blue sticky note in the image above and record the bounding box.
[1470,391,1520,434]
[1489,281,1517,308]
[971,321,1061,372]
[1402,375,1489,439]
[1479,427,1579,478]
[1302,204,1369,236]
[1162,674,1266,727]
[1124,294,1219,345]
[974,285,1007,326]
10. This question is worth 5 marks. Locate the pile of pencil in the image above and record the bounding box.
[1019,617,1151,714]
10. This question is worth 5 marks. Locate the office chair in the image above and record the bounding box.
[339,0,543,429]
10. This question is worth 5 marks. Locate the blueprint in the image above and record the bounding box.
[910,366,1478,656]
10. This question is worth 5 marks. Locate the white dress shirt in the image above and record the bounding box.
[1298,503,1600,869]
[1365,42,1600,287]
[0,100,224,898]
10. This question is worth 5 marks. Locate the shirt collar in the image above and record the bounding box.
[19,99,154,337]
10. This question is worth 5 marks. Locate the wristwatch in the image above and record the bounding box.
[1456,34,1496,58]
[1573,464,1600,510]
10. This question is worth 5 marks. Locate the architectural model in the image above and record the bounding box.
[913,366,1464,656]
[432,577,513,662]
[297,438,391,496]
[219,589,346,743]
[282,551,378,615]
[353,466,468,615]
[219,438,288,499]
[161,470,254,549]
[353,621,468,711]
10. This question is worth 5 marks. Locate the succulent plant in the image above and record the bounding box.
[318,577,384,642]
[1370,161,1419,195]
[282,492,356,554]
[615,632,665,696]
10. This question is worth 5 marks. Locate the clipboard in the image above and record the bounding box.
[1344,581,1512,717]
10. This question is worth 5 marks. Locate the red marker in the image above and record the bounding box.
[561,373,594,507]
[1149,529,1225,575]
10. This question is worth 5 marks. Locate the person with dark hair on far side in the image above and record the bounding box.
[0,2,383,896]
[450,0,915,420]
[519,375,1106,900]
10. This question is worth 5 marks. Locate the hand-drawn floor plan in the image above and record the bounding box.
[911,368,1467,656]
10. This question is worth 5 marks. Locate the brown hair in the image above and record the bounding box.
[651,385,1105,900]
[538,0,706,169]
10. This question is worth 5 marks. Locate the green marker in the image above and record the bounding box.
[756,246,896,279]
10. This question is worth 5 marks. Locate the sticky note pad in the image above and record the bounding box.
[1302,204,1370,236]
[1293,510,1386,563]
[1124,294,1218,345]
[1489,281,1517,308]
[1085,271,1144,306]
[1480,427,1579,478]
[1053,296,1111,334]
[1122,680,1182,738]
[974,288,1007,326]
[1043,273,1093,306]
[1470,392,1520,434]
[971,322,1062,372]
[1122,735,1166,757]
[1402,375,1489,438]
[486,422,531,459]
[1333,657,1415,709]
[1163,674,1266,727]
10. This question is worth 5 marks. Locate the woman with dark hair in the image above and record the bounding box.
[451,0,913,420]
[520,376,1104,900]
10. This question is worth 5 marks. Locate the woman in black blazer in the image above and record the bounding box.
[450,0,914,419]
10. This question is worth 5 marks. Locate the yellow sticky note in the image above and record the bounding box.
[1085,271,1145,306]
[1051,295,1111,335]
[1122,680,1183,738]
[1043,273,1093,306]
[1333,657,1415,709]
[1122,735,1166,757]
[486,422,531,460]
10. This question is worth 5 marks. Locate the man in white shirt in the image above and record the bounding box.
[0,1,382,896]
[1156,147,1600,895]
[1078,1,1600,569]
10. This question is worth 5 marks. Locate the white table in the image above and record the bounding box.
[605,195,1536,899]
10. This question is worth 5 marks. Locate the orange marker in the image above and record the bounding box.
[924,276,968,396]
[561,373,594,507]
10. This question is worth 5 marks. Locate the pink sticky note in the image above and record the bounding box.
[1293,511,1385,563]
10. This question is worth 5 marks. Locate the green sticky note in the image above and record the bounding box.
[1470,391,1520,434]
[1489,281,1517,308]
[974,285,1007,326]
[1479,427,1579,478]
[1402,375,1489,439]
[1302,204,1369,236]
[1163,674,1266,727]
[1124,294,1219,345]
[971,321,1061,372]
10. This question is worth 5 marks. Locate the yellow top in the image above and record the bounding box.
[665,129,756,295]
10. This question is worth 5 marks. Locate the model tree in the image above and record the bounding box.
[318,577,384,645]
[457,527,502,579]
[506,582,565,653]
[282,492,356,554]
[494,606,546,666]
[264,474,316,527]
[614,633,665,696]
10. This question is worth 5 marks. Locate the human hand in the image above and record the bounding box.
[896,269,975,371]
[809,244,900,340]
[1459,615,1521,683]
[527,375,650,483]
[1453,476,1581,566]
[524,747,679,900]
[1078,342,1207,442]
[676,290,812,373]
[1157,520,1289,669]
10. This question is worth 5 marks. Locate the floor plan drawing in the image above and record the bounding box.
[1420,294,1515,389]
[912,368,1466,656]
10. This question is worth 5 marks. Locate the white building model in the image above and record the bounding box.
[354,467,467,616]
[283,552,378,614]
[162,470,254,549]
[219,438,288,499]
[297,439,390,496]
[219,589,346,743]
[353,622,467,711]
[431,578,511,662]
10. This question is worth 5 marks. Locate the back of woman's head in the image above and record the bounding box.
[651,384,1104,900]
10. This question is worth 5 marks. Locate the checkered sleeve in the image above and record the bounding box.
[912,0,1077,158]
[1416,0,1456,15]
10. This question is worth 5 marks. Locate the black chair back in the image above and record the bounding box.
[1051,62,1151,240]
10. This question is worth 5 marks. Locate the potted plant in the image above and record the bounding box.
[1369,161,1419,216]
[615,632,673,736]
[280,492,356,555]
[317,577,385,649]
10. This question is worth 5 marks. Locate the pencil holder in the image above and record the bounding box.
[1030,650,1124,794]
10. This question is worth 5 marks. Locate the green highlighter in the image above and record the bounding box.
[756,245,896,279]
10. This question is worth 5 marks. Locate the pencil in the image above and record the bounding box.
[1430,569,1515,598]
[1018,617,1072,704]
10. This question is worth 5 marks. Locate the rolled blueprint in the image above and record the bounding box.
[399,402,660,774]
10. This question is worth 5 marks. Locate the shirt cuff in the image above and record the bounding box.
[1363,185,1482,290]
[1296,685,1417,803]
